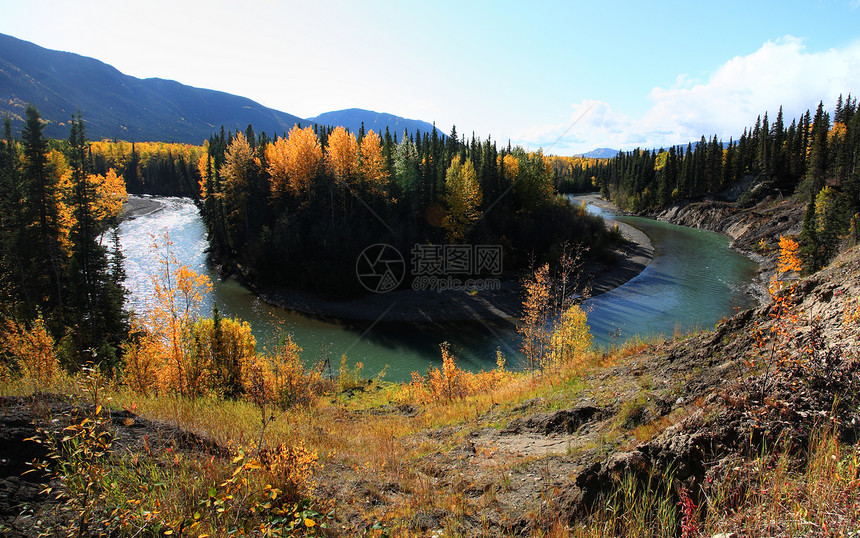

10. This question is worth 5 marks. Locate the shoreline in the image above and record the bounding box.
[120,194,655,322]
[120,195,168,221]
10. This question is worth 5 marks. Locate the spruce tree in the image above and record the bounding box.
[21,105,64,322]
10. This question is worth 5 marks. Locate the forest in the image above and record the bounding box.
[0,106,128,372]
[196,124,618,296]
[560,95,860,272]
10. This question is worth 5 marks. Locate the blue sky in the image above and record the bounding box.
[1,0,859,154]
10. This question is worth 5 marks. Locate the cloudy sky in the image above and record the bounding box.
[2,0,859,155]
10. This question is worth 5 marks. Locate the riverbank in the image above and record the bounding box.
[120,195,168,220]
[649,195,805,303]
[572,194,654,296]
[6,246,857,536]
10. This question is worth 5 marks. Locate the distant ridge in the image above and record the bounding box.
[0,33,307,143]
[580,147,619,158]
[306,108,438,138]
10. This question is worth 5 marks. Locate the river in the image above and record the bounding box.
[117,196,759,382]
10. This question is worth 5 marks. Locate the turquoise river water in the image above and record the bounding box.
[117,196,759,382]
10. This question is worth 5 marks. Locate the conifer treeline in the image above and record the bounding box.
[0,107,129,370]
[197,123,618,296]
[560,95,860,271]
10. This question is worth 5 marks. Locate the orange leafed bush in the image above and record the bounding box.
[406,343,511,404]
[776,236,802,275]
[245,335,323,411]
[1,316,59,391]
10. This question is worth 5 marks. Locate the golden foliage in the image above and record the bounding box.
[359,129,389,194]
[90,140,206,173]
[325,126,360,184]
[500,153,520,182]
[405,342,511,404]
[829,121,848,143]
[187,315,256,397]
[267,126,323,199]
[265,137,290,197]
[221,133,257,192]
[259,440,320,502]
[46,148,76,256]
[119,317,163,396]
[121,231,213,396]
[442,157,482,242]
[89,169,128,223]
[519,263,553,371]
[546,304,592,371]
[245,336,322,411]
[776,235,802,276]
[196,153,211,197]
[1,315,59,391]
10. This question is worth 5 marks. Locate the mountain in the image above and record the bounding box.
[0,33,307,143]
[580,147,619,158]
[306,108,439,138]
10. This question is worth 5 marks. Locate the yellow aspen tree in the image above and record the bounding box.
[219,132,258,242]
[90,169,128,223]
[519,263,552,372]
[359,129,389,195]
[325,126,360,186]
[146,231,213,396]
[285,126,323,198]
[442,157,482,243]
[500,153,520,183]
[46,148,76,257]
[265,137,290,198]
[197,153,210,198]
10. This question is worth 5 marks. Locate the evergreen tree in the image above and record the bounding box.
[805,101,830,197]
[21,104,65,322]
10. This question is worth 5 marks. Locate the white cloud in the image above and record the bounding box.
[524,36,860,155]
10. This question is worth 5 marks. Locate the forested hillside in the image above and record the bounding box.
[0,33,307,143]
[561,95,860,272]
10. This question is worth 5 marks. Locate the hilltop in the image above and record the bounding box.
[305,108,439,138]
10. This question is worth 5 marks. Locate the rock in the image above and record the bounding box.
[502,405,601,435]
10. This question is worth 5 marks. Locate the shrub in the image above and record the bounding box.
[1,315,59,392]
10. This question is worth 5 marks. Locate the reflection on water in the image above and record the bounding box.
[118,196,758,382]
